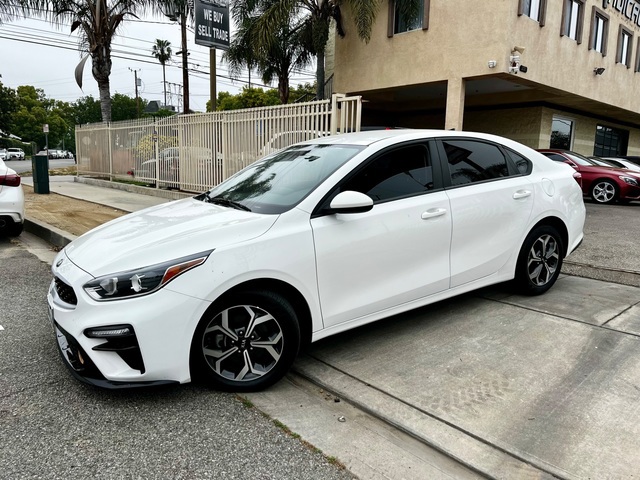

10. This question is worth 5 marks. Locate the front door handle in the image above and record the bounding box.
[513,190,532,199]
[421,208,447,219]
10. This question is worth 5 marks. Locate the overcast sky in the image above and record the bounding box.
[0,13,316,112]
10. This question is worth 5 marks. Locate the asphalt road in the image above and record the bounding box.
[0,235,354,480]
[7,158,76,174]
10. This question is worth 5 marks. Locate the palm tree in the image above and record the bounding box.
[225,1,311,104]
[23,0,150,122]
[247,0,421,100]
[0,0,19,23]
[151,39,172,107]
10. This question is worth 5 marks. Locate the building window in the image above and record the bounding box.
[550,116,574,150]
[561,0,584,44]
[594,125,629,157]
[388,0,430,37]
[617,26,633,67]
[589,7,609,54]
[635,38,640,72]
[518,0,547,25]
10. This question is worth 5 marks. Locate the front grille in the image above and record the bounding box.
[54,277,78,305]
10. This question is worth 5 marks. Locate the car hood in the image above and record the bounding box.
[64,198,278,277]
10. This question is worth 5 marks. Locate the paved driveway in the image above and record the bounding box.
[249,274,640,479]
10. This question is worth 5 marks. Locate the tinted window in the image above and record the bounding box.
[443,140,509,186]
[541,153,568,163]
[341,144,432,202]
[505,149,532,175]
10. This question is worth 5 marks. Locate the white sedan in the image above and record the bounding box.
[0,159,25,236]
[48,130,585,391]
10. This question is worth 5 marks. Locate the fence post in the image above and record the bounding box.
[330,94,339,135]
[108,122,113,180]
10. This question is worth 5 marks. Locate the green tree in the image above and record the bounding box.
[73,95,102,125]
[111,92,146,121]
[0,82,18,136]
[151,39,172,107]
[247,0,421,99]
[11,85,67,150]
[226,0,312,104]
[212,87,281,111]
[24,0,151,122]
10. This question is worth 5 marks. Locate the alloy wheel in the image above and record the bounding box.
[527,234,560,286]
[201,305,284,382]
[592,181,616,203]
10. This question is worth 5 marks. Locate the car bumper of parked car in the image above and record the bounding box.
[619,183,640,200]
[47,261,211,388]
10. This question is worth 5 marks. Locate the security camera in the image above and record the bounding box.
[513,46,525,54]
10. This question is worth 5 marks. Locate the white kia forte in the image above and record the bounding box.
[48,130,585,390]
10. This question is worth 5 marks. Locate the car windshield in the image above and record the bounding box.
[199,143,363,214]
[564,152,598,166]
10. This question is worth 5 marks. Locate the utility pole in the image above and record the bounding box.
[210,47,216,111]
[129,68,141,118]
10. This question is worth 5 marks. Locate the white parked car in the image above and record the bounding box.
[7,148,25,160]
[0,159,25,236]
[48,130,585,390]
[0,148,7,161]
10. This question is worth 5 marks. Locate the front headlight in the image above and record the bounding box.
[620,175,639,186]
[83,250,213,301]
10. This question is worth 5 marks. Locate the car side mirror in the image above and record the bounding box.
[329,191,373,214]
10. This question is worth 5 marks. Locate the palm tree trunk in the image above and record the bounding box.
[316,46,325,101]
[278,76,290,104]
[92,50,112,122]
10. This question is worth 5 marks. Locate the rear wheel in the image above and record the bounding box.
[190,290,300,392]
[591,179,617,204]
[514,225,563,295]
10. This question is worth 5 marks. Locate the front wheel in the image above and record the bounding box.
[591,179,617,204]
[190,290,300,392]
[514,225,563,295]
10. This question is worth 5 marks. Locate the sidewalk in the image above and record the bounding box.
[18,175,640,479]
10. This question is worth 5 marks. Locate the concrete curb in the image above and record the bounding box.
[24,218,76,248]
[75,176,192,201]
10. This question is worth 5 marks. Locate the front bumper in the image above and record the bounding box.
[48,254,212,388]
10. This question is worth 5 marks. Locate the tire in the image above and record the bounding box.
[514,225,564,296]
[591,179,617,204]
[6,222,23,237]
[190,290,300,392]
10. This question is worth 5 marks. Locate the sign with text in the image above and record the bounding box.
[194,0,230,50]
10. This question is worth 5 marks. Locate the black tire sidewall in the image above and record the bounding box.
[190,290,300,392]
[515,225,564,295]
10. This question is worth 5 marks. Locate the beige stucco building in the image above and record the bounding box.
[332,0,640,157]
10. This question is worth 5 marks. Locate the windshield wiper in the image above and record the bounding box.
[207,195,251,212]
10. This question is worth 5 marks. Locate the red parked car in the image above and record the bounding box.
[537,149,640,204]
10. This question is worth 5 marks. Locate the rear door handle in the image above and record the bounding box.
[513,190,532,199]
[421,208,447,219]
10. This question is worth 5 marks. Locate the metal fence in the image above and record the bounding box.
[75,94,362,193]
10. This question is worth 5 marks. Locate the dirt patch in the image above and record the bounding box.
[23,185,127,237]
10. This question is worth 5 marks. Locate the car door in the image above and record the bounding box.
[310,142,452,328]
[437,138,535,288]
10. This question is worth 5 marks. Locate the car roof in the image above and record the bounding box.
[303,129,524,147]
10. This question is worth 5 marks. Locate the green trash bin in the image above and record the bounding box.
[32,151,50,194]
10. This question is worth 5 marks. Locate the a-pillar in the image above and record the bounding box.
[445,77,466,131]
